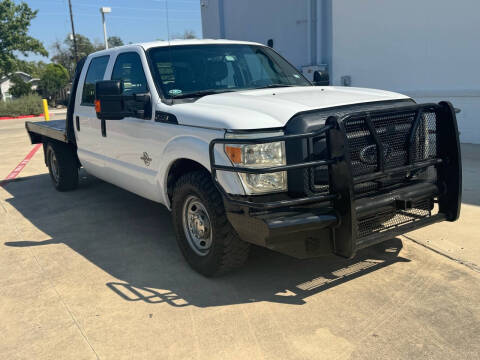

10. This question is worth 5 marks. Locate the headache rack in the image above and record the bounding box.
[209,101,461,258]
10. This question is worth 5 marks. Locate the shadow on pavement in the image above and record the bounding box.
[4,171,410,307]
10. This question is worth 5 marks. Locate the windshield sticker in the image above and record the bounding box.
[169,89,182,96]
[225,55,236,61]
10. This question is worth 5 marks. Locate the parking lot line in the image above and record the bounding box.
[0,144,42,187]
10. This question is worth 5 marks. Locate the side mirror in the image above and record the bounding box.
[95,80,126,120]
[95,80,151,120]
[313,70,330,86]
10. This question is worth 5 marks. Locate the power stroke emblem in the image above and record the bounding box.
[359,144,392,165]
[140,152,152,166]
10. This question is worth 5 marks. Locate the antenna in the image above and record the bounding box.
[165,0,171,44]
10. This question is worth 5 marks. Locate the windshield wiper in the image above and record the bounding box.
[254,84,297,90]
[170,85,296,100]
[172,89,235,99]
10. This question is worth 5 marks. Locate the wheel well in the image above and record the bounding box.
[43,139,80,168]
[167,158,209,201]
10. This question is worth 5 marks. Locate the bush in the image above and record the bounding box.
[0,94,43,117]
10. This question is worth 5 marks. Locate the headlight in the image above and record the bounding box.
[224,134,287,194]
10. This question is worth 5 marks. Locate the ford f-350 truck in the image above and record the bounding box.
[25,39,461,276]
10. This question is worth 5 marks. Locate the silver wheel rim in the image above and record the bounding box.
[49,150,59,183]
[182,195,212,256]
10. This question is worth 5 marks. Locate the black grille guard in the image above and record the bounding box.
[209,101,461,256]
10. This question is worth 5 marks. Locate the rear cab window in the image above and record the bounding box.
[81,55,110,106]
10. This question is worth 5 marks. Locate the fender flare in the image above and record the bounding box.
[156,135,245,208]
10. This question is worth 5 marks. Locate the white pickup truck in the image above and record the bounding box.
[26,39,462,276]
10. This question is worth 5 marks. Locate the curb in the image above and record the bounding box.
[0,114,41,121]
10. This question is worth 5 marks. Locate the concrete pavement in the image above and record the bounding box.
[1,115,479,359]
[405,143,480,270]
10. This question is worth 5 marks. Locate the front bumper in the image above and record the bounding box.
[209,102,461,259]
[225,182,444,258]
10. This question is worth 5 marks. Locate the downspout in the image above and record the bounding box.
[309,0,318,66]
[218,0,225,38]
[320,0,333,82]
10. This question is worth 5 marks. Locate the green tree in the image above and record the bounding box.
[108,36,124,48]
[181,30,197,39]
[51,34,97,77]
[39,63,69,106]
[9,73,32,98]
[16,60,47,78]
[0,0,48,78]
[170,30,197,40]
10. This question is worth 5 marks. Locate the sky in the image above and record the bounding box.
[20,0,203,62]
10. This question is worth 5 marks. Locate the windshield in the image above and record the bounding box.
[147,44,311,99]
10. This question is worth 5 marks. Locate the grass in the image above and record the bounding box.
[0,95,43,117]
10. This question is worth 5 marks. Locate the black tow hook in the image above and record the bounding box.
[395,199,413,210]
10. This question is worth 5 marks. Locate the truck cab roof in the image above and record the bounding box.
[89,39,264,58]
[84,39,411,130]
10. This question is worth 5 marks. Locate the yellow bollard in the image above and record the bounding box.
[42,99,50,121]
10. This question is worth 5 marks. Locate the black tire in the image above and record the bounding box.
[172,170,250,276]
[46,142,79,191]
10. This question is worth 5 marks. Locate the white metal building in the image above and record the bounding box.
[201,0,480,143]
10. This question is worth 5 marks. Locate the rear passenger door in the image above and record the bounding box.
[74,55,110,178]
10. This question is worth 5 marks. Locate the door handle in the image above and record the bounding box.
[75,116,80,131]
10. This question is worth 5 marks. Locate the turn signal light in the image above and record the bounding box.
[94,100,101,113]
[225,145,242,164]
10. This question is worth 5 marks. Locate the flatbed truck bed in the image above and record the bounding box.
[25,120,68,144]
[25,57,83,147]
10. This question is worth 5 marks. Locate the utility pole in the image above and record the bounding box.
[68,0,78,63]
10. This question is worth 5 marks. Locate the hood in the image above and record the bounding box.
[171,86,410,130]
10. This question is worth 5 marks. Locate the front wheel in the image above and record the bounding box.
[172,171,250,276]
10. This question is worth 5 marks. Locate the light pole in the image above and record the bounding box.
[100,7,111,49]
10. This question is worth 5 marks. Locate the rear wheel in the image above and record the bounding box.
[172,170,250,276]
[46,142,79,191]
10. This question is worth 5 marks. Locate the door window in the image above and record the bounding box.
[81,55,110,105]
[111,52,148,95]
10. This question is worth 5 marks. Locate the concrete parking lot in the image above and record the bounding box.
[1,114,479,359]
